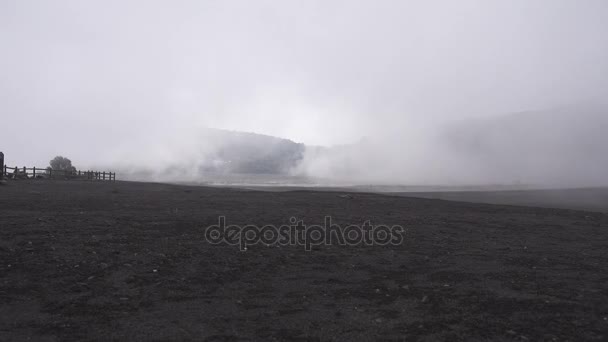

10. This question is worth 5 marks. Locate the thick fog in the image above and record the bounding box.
[2,0,608,186]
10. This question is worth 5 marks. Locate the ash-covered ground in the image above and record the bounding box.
[1,180,607,341]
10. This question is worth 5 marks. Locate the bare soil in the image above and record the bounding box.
[393,188,608,213]
[1,180,607,341]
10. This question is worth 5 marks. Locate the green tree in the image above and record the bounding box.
[49,156,76,172]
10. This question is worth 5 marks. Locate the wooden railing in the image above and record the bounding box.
[3,166,116,182]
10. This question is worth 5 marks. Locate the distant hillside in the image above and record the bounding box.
[197,129,305,174]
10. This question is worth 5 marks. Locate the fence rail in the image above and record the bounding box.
[3,165,116,182]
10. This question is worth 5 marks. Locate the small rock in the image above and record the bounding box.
[421,295,428,303]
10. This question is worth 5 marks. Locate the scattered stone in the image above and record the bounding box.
[421,295,428,303]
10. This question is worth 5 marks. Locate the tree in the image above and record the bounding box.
[49,156,76,172]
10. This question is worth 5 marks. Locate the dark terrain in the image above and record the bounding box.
[393,188,608,213]
[1,180,607,341]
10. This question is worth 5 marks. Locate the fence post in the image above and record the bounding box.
[49,168,53,179]
[33,167,36,179]
[0,152,3,181]
[23,166,26,179]
[103,172,106,181]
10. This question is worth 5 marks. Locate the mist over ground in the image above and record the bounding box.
[2,0,607,187]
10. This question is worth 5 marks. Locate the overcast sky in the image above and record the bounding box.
[1,0,607,168]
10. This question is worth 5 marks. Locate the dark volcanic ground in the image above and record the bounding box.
[1,180,607,341]
[392,188,608,213]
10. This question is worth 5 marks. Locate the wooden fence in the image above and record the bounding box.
[3,165,116,182]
